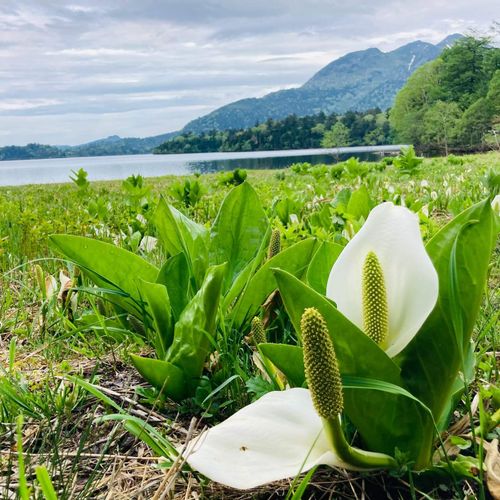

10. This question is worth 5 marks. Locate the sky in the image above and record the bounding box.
[0,1,497,146]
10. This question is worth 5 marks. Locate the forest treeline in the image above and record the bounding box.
[154,109,392,154]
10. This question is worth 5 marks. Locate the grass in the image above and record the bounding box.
[0,151,499,499]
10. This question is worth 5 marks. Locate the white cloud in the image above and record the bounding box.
[0,0,496,145]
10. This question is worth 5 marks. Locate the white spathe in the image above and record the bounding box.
[326,202,438,357]
[492,194,500,215]
[182,388,350,490]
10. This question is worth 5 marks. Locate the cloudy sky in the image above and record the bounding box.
[0,1,497,146]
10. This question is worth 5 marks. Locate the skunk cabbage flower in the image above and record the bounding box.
[183,308,396,490]
[182,203,433,489]
[184,388,345,489]
[326,202,438,357]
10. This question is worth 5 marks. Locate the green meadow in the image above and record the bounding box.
[0,150,499,499]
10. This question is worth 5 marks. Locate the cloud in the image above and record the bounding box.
[0,0,497,145]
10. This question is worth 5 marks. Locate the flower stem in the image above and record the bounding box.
[323,415,398,470]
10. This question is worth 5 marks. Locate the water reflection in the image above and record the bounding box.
[189,152,381,174]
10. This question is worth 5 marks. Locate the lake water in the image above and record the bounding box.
[0,145,405,187]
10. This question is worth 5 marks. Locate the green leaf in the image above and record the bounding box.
[346,185,371,220]
[156,252,190,321]
[130,355,185,401]
[68,376,123,412]
[166,263,226,395]
[258,343,305,387]
[222,225,271,313]
[209,182,269,291]
[96,413,177,459]
[35,466,58,500]
[436,340,476,432]
[396,200,497,421]
[230,238,318,328]
[289,465,318,500]
[245,375,275,401]
[138,280,173,359]
[341,376,433,416]
[153,198,208,287]
[274,270,432,462]
[50,235,158,315]
[306,241,343,294]
[16,415,30,500]
[274,269,400,381]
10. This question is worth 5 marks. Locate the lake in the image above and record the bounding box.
[0,145,405,187]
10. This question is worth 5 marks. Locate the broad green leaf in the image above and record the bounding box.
[306,241,343,294]
[230,238,318,328]
[153,198,208,286]
[346,185,371,220]
[166,263,226,395]
[130,355,185,401]
[138,280,173,359]
[210,182,269,291]
[222,225,271,313]
[274,270,431,462]
[156,252,190,320]
[50,235,158,314]
[396,200,497,421]
[258,343,305,387]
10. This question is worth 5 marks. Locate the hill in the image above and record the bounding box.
[0,132,177,161]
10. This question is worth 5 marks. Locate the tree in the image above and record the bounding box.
[459,97,494,147]
[487,70,500,115]
[321,122,350,148]
[422,101,461,155]
[440,36,493,108]
[389,59,443,145]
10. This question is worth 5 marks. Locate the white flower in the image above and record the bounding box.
[183,388,349,489]
[430,191,438,201]
[420,180,429,188]
[136,213,147,225]
[491,194,500,215]
[139,235,158,253]
[326,202,438,357]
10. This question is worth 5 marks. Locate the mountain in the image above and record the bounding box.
[182,34,462,134]
[67,132,178,157]
[1,34,462,161]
